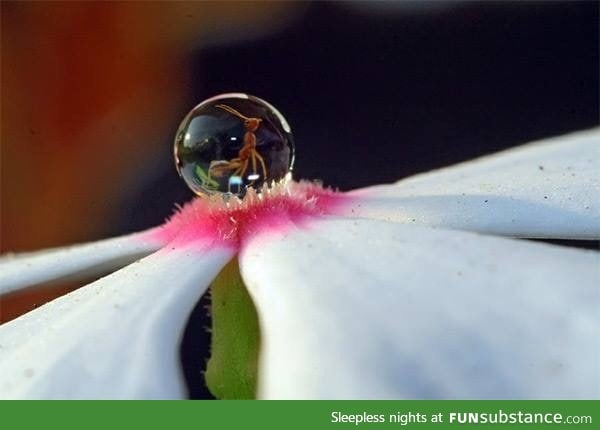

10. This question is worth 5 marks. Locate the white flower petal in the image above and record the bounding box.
[0,244,233,399]
[0,231,162,295]
[348,128,600,239]
[240,217,599,399]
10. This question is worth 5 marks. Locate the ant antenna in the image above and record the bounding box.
[215,104,252,121]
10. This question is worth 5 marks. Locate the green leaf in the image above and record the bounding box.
[205,259,260,399]
[195,165,219,189]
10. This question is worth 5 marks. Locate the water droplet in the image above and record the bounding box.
[174,93,294,198]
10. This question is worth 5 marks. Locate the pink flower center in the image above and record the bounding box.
[145,181,352,251]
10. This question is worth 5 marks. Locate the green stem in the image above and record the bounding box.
[205,259,260,399]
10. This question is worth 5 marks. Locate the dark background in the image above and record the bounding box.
[118,1,598,235]
[2,1,598,399]
[163,1,597,399]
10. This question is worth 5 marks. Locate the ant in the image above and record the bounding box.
[208,104,268,182]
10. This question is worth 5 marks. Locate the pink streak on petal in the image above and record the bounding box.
[143,182,355,253]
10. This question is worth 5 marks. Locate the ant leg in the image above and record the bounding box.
[208,162,235,182]
[254,151,268,179]
[236,159,249,179]
[251,151,257,175]
[210,157,242,178]
[215,104,251,121]
[209,163,228,178]
[231,161,244,178]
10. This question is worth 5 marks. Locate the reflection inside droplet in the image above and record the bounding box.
[174,93,295,198]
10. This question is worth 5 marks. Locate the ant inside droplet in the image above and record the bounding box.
[174,93,295,198]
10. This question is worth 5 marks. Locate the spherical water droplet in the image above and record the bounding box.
[174,93,294,198]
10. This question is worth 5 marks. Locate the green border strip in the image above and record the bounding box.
[0,400,597,430]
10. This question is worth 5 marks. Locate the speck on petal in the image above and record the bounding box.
[0,244,233,399]
[1,128,597,400]
[348,128,600,239]
[240,217,599,399]
[0,231,164,295]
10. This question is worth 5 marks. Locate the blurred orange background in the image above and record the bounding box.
[1,1,302,322]
[2,1,598,325]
